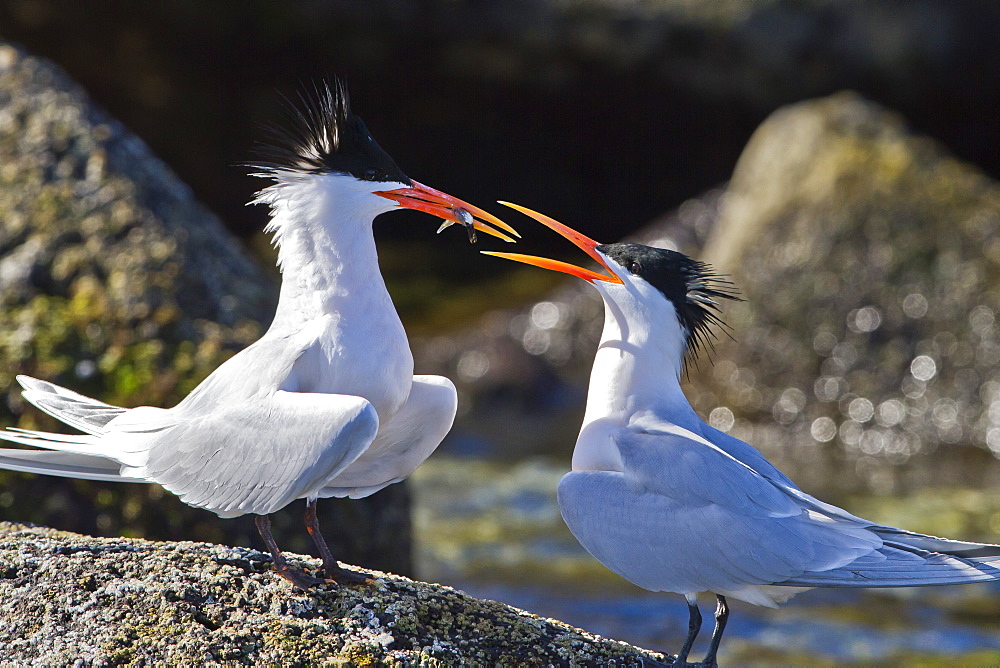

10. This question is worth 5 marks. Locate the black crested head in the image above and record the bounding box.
[597,243,741,371]
[252,80,411,185]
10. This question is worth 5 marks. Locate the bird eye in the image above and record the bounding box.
[364,168,379,181]
[629,261,641,274]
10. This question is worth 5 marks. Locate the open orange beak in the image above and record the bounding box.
[374,180,519,243]
[481,202,623,283]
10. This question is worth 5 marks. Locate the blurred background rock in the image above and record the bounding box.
[3,1,1000,663]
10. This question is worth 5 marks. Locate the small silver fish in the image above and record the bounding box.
[456,207,477,243]
[435,208,478,243]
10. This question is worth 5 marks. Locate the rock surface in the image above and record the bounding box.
[0,522,667,666]
[0,43,410,574]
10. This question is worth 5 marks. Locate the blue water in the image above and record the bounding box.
[454,579,1000,662]
[411,456,1000,664]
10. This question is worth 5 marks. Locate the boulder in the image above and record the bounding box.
[698,92,1000,495]
[0,522,667,666]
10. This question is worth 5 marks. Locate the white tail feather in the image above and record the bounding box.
[0,376,147,469]
[17,375,126,436]
[0,428,104,456]
[0,449,143,483]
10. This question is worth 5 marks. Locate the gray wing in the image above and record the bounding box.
[560,421,1000,602]
[780,525,1000,587]
[696,421,800,490]
[317,374,457,499]
[558,422,882,599]
[137,390,379,518]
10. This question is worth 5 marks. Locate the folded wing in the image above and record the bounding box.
[135,390,379,517]
[317,374,457,499]
[558,419,1000,607]
[0,376,380,519]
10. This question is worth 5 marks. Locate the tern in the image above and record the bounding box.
[486,203,1000,666]
[0,81,517,589]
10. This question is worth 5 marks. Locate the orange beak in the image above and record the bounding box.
[374,180,519,243]
[481,202,623,283]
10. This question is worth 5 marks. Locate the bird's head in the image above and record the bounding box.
[250,80,516,242]
[484,202,740,370]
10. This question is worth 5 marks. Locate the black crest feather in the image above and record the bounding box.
[251,80,410,184]
[598,244,742,374]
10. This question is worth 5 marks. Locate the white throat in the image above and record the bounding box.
[573,280,701,471]
[256,171,400,331]
[254,171,413,416]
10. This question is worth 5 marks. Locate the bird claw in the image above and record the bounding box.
[273,565,329,590]
[323,563,374,585]
[272,564,373,589]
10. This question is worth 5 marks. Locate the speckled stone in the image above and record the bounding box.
[696,92,1000,495]
[0,522,668,666]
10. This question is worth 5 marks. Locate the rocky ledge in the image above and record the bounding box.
[0,522,668,665]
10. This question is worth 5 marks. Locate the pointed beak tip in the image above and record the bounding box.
[489,200,626,283]
[384,182,519,242]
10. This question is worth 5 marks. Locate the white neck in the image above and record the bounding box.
[573,280,701,471]
[253,172,414,417]
[257,172,401,332]
[582,288,697,427]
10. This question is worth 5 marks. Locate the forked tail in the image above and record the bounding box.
[0,376,142,482]
[16,375,126,434]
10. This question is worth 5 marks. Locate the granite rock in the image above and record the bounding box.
[0,522,668,666]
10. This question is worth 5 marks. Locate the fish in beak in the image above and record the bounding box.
[375,181,520,243]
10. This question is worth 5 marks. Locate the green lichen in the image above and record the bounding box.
[0,523,664,666]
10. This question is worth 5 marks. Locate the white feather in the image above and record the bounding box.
[0,171,456,521]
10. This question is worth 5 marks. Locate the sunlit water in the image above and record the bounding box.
[411,456,1000,665]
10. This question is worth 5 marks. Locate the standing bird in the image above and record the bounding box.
[486,203,1000,666]
[0,82,517,589]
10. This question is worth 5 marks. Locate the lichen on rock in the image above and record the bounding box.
[0,522,667,665]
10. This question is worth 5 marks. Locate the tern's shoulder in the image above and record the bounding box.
[697,423,800,490]
[623,411,800,490]
[174,334,312,412]
[614,414,800,516]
